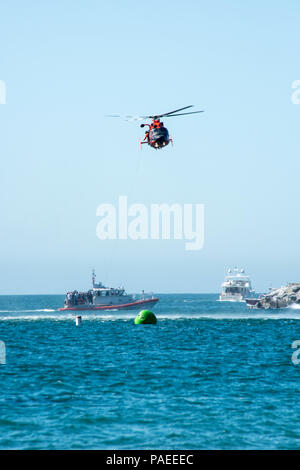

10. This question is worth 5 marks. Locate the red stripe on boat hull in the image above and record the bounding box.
[58,298,159,311]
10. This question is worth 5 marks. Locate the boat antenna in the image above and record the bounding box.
[92,269,96,288]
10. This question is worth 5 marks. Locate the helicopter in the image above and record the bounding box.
[106,105,204,150]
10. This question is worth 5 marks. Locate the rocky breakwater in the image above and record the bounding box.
[256,283,300,309]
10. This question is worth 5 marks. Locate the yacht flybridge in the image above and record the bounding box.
[59,271,159,311]
[219,268,255,302]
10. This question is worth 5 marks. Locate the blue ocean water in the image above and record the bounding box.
[0,294,300,450]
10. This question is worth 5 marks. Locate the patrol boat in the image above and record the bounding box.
[219,268,255,302]
[59,271,159,311]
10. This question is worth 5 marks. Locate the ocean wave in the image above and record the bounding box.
[0,313,135,321]
[288,303,300,310]
[0,309,56,313]
[158,313,300,320]
[1,312,300,321]
[0,315,72,321]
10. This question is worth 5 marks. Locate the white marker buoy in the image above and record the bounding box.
[75,315,82,326]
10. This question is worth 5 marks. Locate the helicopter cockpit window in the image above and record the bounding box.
[152,127,169,137]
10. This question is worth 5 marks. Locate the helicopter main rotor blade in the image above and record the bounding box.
[158,105,194,117]
[105,114,144,121]
[105,106,204,121]
[144,105,194,119]
[164,110,205,117]
[124,115,144,121]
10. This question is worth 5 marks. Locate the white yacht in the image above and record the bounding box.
[219,268,255,302]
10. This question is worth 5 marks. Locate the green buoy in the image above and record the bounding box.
[134,309,157,325]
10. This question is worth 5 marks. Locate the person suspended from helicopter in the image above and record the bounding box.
[142,127,150,143]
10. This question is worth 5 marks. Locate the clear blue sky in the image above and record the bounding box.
[0,1,300,294]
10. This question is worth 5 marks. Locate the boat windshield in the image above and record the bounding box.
[225,287,244,294]
[95,289,125,296]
